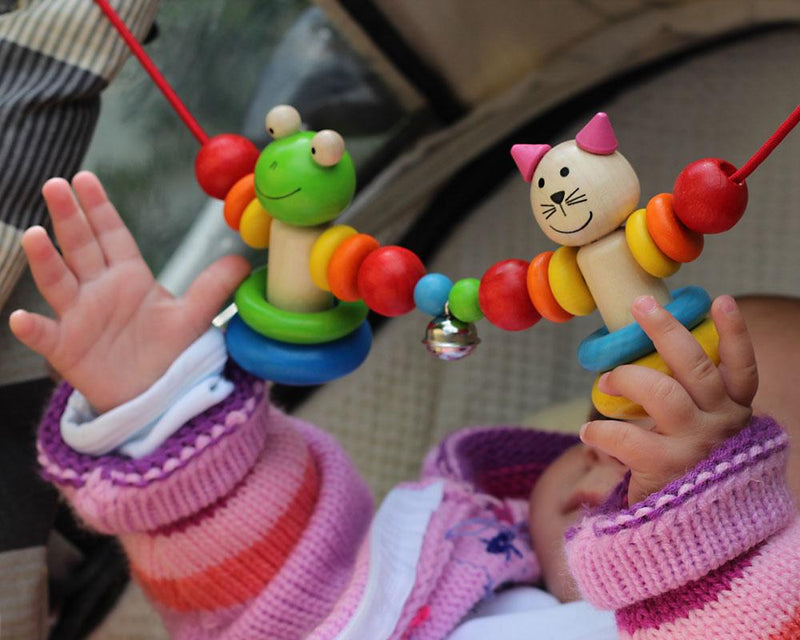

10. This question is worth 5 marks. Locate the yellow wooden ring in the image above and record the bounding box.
[548,246,596,316]
[309,225,357,291]
[625,208,680,278]
[591,317,719,419]
[239,199,272,249]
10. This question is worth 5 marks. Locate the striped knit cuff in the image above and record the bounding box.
[565,416,796,610]
[37,362,269,534]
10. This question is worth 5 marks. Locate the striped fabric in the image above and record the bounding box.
[37,365,800,638]
[0,0,160,309]
[567,416,800,639]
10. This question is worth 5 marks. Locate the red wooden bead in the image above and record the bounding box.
[195,134,260,200]
[672,158,748,234]
[357,246,426,316]
[479,259,541,331]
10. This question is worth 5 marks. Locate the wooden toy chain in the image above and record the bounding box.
[96,0,800,400]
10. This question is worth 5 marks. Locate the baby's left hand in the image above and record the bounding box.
[580,294,758,505]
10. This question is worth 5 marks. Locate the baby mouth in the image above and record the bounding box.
[549,211,593,234]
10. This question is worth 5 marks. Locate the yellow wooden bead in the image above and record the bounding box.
[592,317,719,419]
[239,198,272,249]
[625,208,680,278]
[548,246,596,316]
[309,225,357,291]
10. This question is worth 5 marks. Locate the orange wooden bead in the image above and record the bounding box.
[328,233,380,302]
[526,252,573,323]
[645,193,704,263]
[223,173,255,230]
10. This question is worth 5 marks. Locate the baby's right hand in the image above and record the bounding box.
[580,295,758,505]
[9,172,250,413]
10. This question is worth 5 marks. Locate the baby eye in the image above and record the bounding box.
[310,130,346,167]
[265,105,302,139]
[560,167,570,177]
[538,177,545,188]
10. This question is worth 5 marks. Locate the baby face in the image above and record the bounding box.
[530,141,640,247]
[528,442,627,602]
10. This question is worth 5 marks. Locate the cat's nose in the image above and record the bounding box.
[550,190,565,204]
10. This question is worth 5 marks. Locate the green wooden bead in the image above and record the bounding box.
[448,278,483,323]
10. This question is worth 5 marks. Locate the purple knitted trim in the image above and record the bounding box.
[580,416,787,537]
[427,426,579,499]
[615,542,762,632]
[38,362,264,488]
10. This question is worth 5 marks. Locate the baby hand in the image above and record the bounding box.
[580,295,758,505]
[9,172,250,413]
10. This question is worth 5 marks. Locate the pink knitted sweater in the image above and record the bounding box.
[38,364,800,639]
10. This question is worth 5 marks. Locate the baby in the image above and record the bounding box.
[11,173,800,639]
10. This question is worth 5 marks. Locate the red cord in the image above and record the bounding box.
[730,103,800,183]
[93,0,209,145]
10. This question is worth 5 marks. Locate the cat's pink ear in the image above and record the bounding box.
[576,112,617,155]
[510,144,551,182]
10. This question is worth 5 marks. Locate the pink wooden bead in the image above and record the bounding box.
[479,259,541,331]
[357,246,426,316]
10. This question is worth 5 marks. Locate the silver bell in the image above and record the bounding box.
[422,311,480,361]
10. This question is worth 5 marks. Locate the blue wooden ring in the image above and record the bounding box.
[226,314,372,385]
[577,286,711,372]
[236,267,369,345]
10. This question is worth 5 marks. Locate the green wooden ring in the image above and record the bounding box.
[235,267,369,344]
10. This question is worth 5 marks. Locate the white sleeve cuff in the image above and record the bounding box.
[60,328,233,458]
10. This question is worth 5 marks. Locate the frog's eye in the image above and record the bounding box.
[310,130,345,167]
[265,105,301,139]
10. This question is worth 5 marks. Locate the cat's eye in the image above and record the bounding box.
[538,177,545,188]
[560,167,570,177]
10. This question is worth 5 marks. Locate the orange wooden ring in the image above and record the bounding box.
[328,233,380,302]
[645,193,704,263]
[527,252,573,323]
[223,173,255,230]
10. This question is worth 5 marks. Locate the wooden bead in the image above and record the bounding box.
[591,317,719,419]
[527,252,573,323]
[328,233,380,302]
[309,225,357,291]
[672,158,748,234]
[357,246,426,316]
[645,193,704,262]
[195,134,259,200]
[310,130,346,167]
[625,207,680,278]
[448,278,483,323]
[548,246,596,316]
[239,198,272,249]
[479,259,541,331]
[414,273,453,317]
[223,173,255,231]
[265,105,302,139]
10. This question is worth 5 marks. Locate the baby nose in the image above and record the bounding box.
[550,190,565,204]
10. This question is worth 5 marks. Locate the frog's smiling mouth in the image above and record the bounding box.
[256,185,301,200]
[549,211,593,234]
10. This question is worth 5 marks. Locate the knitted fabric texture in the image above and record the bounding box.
[566,415,800,639]
[39,364,374,639]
